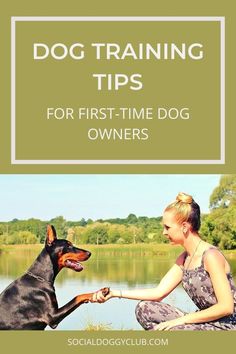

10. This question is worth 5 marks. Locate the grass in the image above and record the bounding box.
[0,243,182,257]
[223,250,236,259]
[0,244,43,254]
[82,321,134,330]
[1,243,236,260]
[83,322,113,331]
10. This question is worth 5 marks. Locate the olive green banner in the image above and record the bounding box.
[0,0,235,173]
[0,331,235,354]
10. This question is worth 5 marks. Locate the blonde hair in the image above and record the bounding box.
[165,192,201,231]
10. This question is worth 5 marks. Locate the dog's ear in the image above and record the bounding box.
[46,225,57,246]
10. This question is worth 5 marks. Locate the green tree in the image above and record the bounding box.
[79,218,87,227]
[84,224,109,244]
[210,175,236,209]
[201,175,236,249]
[18,231,38,244]
[127,213,138,224]
[49,216,67,238]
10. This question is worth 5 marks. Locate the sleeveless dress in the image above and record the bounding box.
[135,247,236,330]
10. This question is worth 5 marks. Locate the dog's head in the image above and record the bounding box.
[45,225,91,272]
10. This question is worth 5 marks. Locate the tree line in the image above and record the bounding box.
[0,175,236,249]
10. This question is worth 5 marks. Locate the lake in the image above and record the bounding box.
[0,245,236,330]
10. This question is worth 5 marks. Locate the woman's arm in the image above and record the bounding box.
[91,256,184,303]
[156,249,234,330]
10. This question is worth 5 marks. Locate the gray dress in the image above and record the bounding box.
[135,248,236,330]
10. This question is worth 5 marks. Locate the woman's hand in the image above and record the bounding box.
[154,316,186,331]
[90,288,113,303]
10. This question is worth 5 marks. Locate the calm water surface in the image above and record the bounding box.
[0,247,236,330]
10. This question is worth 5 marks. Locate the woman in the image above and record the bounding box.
[91,192,236,330]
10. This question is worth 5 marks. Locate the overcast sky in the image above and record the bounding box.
[0,174,220,221]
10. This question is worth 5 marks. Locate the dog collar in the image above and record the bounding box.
[26,271,52,284]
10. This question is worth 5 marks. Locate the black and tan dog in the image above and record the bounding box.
[0,225,109,330]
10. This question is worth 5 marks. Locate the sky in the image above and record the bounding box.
[0,174,221,221]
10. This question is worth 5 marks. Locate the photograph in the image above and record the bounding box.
[0,174,235,331]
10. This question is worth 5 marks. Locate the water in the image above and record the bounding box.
[0,246,235,330]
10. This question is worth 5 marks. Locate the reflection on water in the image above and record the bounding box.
[0,247,236,330]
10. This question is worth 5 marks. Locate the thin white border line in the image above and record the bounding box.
[11,16,225,165]
[11,18,16,164]
[12,16,225,21]
[12,160,224,165]
[220,18,225,163]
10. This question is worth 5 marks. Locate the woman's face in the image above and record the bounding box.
[162,210,185,245]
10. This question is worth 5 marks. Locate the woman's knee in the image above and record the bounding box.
[135,301,156,330]
[135,301,156,317]
[135,301,168,329]
[135,301,186,330]
[135,301,148,320]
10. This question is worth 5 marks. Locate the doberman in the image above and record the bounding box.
[0,225,109,330]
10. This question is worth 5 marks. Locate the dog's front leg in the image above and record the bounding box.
[48,288,109,329]
[48,292,92,329]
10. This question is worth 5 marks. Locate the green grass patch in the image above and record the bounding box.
[1,243,235,258]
